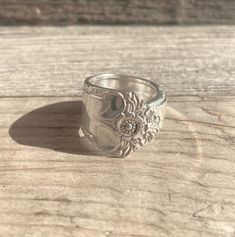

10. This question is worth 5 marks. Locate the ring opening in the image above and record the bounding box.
[86,74,159,103]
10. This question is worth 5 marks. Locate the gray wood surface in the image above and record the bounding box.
[0,0,235,25]
[0,26,235,97]
[0,26,235,237]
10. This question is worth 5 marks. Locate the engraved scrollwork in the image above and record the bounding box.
[112,91,161,157]
[83,84,109,97]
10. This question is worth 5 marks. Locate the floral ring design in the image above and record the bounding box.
[81,74,167,158]
[112,91,161,157]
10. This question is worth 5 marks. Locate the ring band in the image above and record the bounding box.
[81,73,167,158]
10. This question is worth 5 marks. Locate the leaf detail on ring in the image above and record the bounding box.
[113,91,161,157]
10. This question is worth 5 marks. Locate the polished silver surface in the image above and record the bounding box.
[81,73,167,158]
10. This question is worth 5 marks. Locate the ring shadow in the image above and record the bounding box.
[8,100,101,156]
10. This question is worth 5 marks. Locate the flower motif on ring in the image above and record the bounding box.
[113,91,160,157]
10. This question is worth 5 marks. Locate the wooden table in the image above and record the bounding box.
[0,26,235,237]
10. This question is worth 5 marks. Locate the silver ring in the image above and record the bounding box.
[81,73,167,158]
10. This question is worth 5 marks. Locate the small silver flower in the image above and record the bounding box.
[113,91,160,157]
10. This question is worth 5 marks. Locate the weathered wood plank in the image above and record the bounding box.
[0,0,235,25]
[0,25,234,237]
[0,26,235,97]
[0,96,234,237]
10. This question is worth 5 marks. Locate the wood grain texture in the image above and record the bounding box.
[0,0,235,25]
[0,25,235,237]
[0,26,235,97]
[1,95,235,237]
